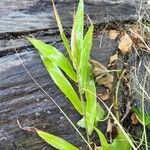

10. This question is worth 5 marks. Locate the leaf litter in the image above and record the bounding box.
[118,33,133,54]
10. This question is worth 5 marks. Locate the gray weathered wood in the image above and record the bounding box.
[0,0,143,33]
[0,0,148,149]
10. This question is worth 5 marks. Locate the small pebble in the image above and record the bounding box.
[47,110,51,114]
[36,98,40,102]
[35,112,40,117]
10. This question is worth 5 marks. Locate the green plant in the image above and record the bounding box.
[26,0,138,149]
[28,0,103,149]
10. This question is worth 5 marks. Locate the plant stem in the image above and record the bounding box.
[115,69,126,121]
[142,70,148,150]
[78,83,92,150]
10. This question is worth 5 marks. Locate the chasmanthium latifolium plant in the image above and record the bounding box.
[27,0,134,149]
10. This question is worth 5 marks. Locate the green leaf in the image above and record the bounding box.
[71,0,84,65]
[94,127,110,150]
[95,103,105,122]
[133,107,150,126]
[61,33,74,63]
[85,73,97,135]
[79,23,94,89]
[28,38,77,82]
[77,103,104,129]
[51,0,73,63]
[36,130,79,150]
[110,130,131,150]
[77,117,85,128]
[42,57,83,114]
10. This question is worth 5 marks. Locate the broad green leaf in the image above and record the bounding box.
[94,127,110,150]
[42,57,83,114]
[79,23,94,90]
[85,74,97,135]
[51,0,73,62]
[36,130,79,150]
[110,130,131,150]
[28,38,77,82]
[95,103,105,122]
[71,0,84,65]
[77,103,104,129]
[133,107,150,126]
[77,117,85,128]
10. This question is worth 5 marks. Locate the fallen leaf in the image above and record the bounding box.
[95,74,113,90]
[118,33,133,54]
[108,53,118,67]
[131,113,139,125]
[90,59,114,90]
[98,89,110,101]
[107,118,113,134]
[109,30,119,40]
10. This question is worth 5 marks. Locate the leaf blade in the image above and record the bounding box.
[110,130,131,150]
[36,130,79,150]
[42,57,83,114]
[28,38,77,82]
[71,0,84,65]
[85,75,97,135]
[80,23,94,89]
[51,0,73,62]
[94,127,110,149]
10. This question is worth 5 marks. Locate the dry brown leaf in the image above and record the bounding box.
[95,74,113,90]
[118,33,133,54]
[108,53,118,67]
[98,89,110,101]
[109,30,119,40]
[131,113,139,125]
[107,118,113,133]
[90,59,114,90]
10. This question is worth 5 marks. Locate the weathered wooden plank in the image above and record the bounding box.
[0,0,144,33]
[0,30,117,149]
[0,0,148,149]
[0,50,85,149]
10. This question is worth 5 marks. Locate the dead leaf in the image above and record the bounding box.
[109,30,119,40]
[118,33,133,54]
[131,113,139,125]
[107,118,112,133]
[90,59,114,90]
[95,74,113,90]
[98,89,110,101]
[90,59,108,76]
[108,53,118,67]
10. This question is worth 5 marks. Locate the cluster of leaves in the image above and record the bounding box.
[27,0,137,150]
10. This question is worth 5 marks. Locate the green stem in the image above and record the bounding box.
[78,83,92,150]
[142,70,148,150]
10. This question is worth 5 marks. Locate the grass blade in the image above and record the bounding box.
[51,0,73,62]
[133,107,150,126]
[28,38,77,82]
[85,76,97,135]
[36,129,79,150]
[110,130,131,150]
[80,23,94,89]
[71,0,84,65]
[94,127,110,149]
[42,57,83,114]
[84,62,97,135]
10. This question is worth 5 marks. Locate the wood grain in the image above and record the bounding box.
[0,0,147,149]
